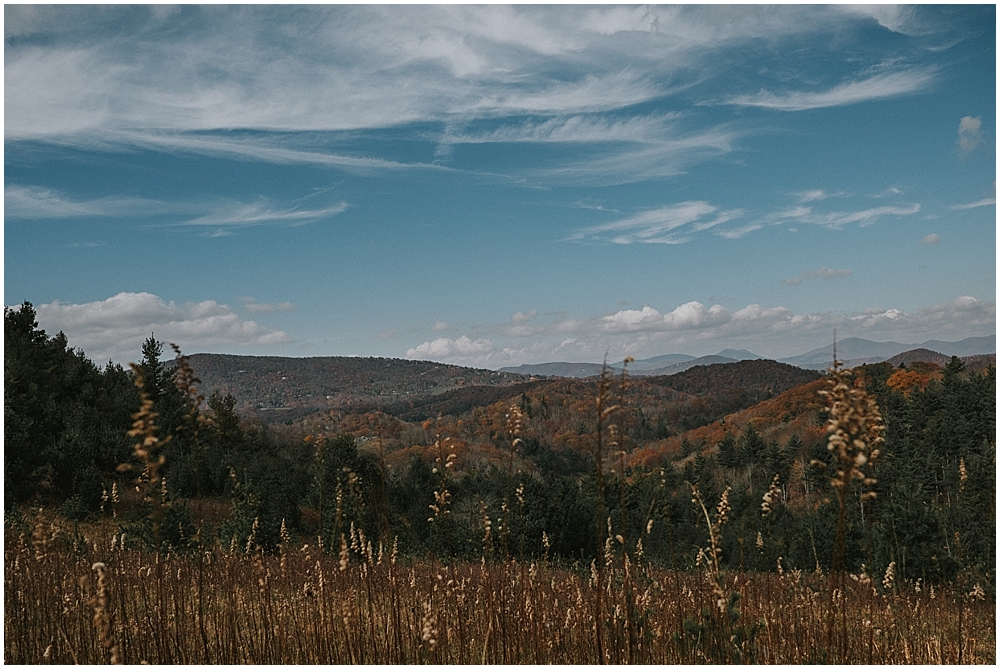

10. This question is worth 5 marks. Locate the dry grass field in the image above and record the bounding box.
[5,514,994,665]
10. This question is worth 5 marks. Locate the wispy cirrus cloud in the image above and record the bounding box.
[951,182,995,210]
[441,113,684,146]
[834,5,925,36]
[725,66,938,111]
[951,198,996,210]
[241,297,296,314]
[5,184,348,231]
[770,203,921,229]
[569,197,920,246]
[5,184,168,219]
[5,5,943,171]
[782,267,853,286]
[795,189,844,203]
[569,201,744,245]
[180,200,349,228]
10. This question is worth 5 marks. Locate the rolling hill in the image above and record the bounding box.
[182,353,530,416]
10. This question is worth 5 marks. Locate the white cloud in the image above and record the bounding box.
[4,184,349,231]
[601,302,731,333]
[792,189,847,204]
[402,296,995,367]
[4,185,168,219]
[107,130,442,172]
[4,6,672,141]
[782,267,853,286]
[778,203,921,229]
[442,113,683,146]
[951,198,996,210]
[511,310,538,324]
[920,233,941,245]
[726,66,937,111]
[4,5,927,168]
[572,201,744,245]
[406,336,496,363]
[715,223,763,240]
[836,5,923,35]
[851,308,903,326]
[241,297,296,314]
[31,292,291,364]
[952,181,995,210]
[433,321,451,331]
[795,189,833,203]
[530,125,738,186]
[958,116,982,154]
[181,200,349,228]
[570,197,920,246]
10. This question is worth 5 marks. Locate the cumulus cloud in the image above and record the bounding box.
[600,302,731,333]
[511,310,538,324]
[433,321,451,331]
[782,267,853,286]
[402,296,995,367]
[30,292,291,364]
[958,116,982,154]
[920,233,941,245]
[406,336,497,364]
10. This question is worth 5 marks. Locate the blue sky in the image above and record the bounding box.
[4,4,996,367]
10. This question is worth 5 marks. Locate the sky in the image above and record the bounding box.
[4,4,996,368]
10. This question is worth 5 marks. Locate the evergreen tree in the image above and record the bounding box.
[717,432,738,468]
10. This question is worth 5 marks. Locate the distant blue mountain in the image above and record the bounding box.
[500,336,993,378]
[716,348,762,361]
[637,355,739,376]
[779,335,995,370]
[610,353,696,371]
[920,336,995,357]
[497,362,607,378]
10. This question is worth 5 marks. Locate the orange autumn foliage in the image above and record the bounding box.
[886,369,930,395]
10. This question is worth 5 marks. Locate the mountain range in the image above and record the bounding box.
[776,335,995,369]
[499,336,994,377]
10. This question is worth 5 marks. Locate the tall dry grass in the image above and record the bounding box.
[4,516,994,664]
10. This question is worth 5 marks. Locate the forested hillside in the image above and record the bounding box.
[5,301,995,588]
[181,352,529,416]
